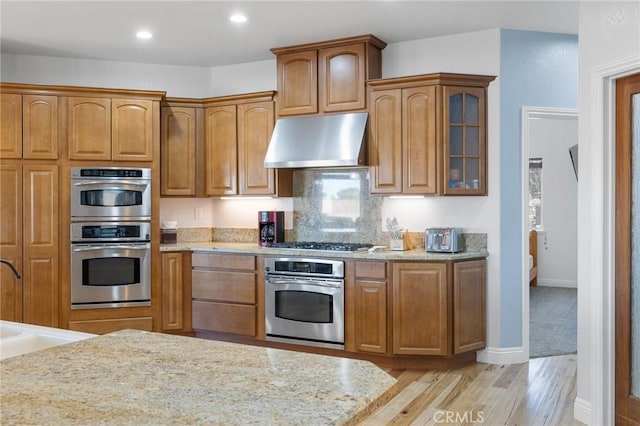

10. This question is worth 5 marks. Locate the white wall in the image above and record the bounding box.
[0,53,211,98]
[209,59,276,97]
[528,113,578,288]
[381,29,502,354]
[576,1,640,425]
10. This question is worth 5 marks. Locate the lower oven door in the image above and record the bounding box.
[265,275,344,348]
[71,242,151,309]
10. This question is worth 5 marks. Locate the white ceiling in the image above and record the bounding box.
[1,1,579,68]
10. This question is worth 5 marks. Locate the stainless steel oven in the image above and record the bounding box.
[265,257,344,349]
[71,222,151,309]
[71,167,151,221]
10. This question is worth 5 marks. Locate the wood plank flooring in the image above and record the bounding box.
[359,354,582,426]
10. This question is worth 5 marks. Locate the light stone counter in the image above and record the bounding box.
[160,242,488,261]
[0,330,398,425]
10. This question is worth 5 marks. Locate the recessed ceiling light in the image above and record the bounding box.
[229,13,247,23]
[136,30,153,40]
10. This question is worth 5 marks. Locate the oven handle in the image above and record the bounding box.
[73,245,149,252]
[73,181,149,188]
[266,278,342,289]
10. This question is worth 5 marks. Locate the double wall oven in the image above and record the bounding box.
[70,167,152,309]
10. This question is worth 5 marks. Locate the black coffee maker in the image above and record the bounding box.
[258,211,285,246]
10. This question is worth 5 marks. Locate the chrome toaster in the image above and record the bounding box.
[425,228,465,253]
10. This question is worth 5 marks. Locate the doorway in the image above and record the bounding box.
[521,107,578,359]
[614,72,640,425]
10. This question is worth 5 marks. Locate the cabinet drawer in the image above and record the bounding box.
[192,270,255,303]
[355,261,386,279]
[68,317,153,335]
[192,253,255,270]
[192,300,256,336]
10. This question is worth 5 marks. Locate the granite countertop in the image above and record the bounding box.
[1,330,398,425]
[160,242,488,261]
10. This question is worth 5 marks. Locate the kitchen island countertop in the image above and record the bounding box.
[0,329,398,425]
[161,242,488,261]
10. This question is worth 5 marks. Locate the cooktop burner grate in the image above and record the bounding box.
[267,242,373,252]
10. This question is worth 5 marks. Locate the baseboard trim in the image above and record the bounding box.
[537,279,578,288]
[573,397,592,425]
[476,346,528,364]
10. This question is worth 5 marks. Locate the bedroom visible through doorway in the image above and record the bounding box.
[522,107,579,359]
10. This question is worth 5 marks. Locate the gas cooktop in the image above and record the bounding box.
[267,242,373,252]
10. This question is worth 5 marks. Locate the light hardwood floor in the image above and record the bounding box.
[359,354,582,425]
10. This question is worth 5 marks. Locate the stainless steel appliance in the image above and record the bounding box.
[258,211,285,247]
[71,222,151,309]
[425,228,465,253]
[265,257,345,349]
[264,112,368,168]
[71,167,151,221]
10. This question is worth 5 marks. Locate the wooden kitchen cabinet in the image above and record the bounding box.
[392,262,449,356]
[160,103,203,196]
[203,92,292,197]
[111,98,154,161]
[442,86,488,195]
[191,253,257,337]
[1,93,58,159]
[271,35,386,116]
[273,50,318,116]
[0,93,22,158]
[67,96,156,161]
[161,251,192,334]
[368,73,495,195]
[352,261,388,354]
[453,259,486,353]
[204,104,237,195]
[160,92,291,198]
[0,164,58,327]
[67,96,111,160]
[68,317,153,334]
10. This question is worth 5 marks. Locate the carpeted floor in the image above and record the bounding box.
[529,286,577,358]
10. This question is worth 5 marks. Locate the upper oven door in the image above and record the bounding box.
[71,178,151,220]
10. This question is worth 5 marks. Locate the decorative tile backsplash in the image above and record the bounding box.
[291,167,384,244]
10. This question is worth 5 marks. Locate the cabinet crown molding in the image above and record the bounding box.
[367,73,497,89]
[1,82,166,100]
[270,34,387,55]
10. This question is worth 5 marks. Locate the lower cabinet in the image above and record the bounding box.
[161,251,192,334]
[453,260,486,354]
[68,317,153,334]
[348,259,487,359]
[191,253,257,337]
[392,262,449,355]
[352,261,388,354]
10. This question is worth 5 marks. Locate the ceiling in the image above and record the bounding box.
[0,1,579,68]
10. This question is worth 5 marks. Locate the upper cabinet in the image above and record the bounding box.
[204,93,291,197]
[160,101,203,196]
[67,96,157,161]
[271,34,386,117]
[67,97,111,160]
[160,92,292,198]
[1,93,58,159]
[368,73,495,196]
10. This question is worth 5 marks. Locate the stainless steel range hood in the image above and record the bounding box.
[264,112,368,168]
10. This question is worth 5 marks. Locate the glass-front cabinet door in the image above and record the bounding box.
[442,86,487,195]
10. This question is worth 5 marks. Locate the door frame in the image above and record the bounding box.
[520,106,578,362]
[579,56,640,425]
